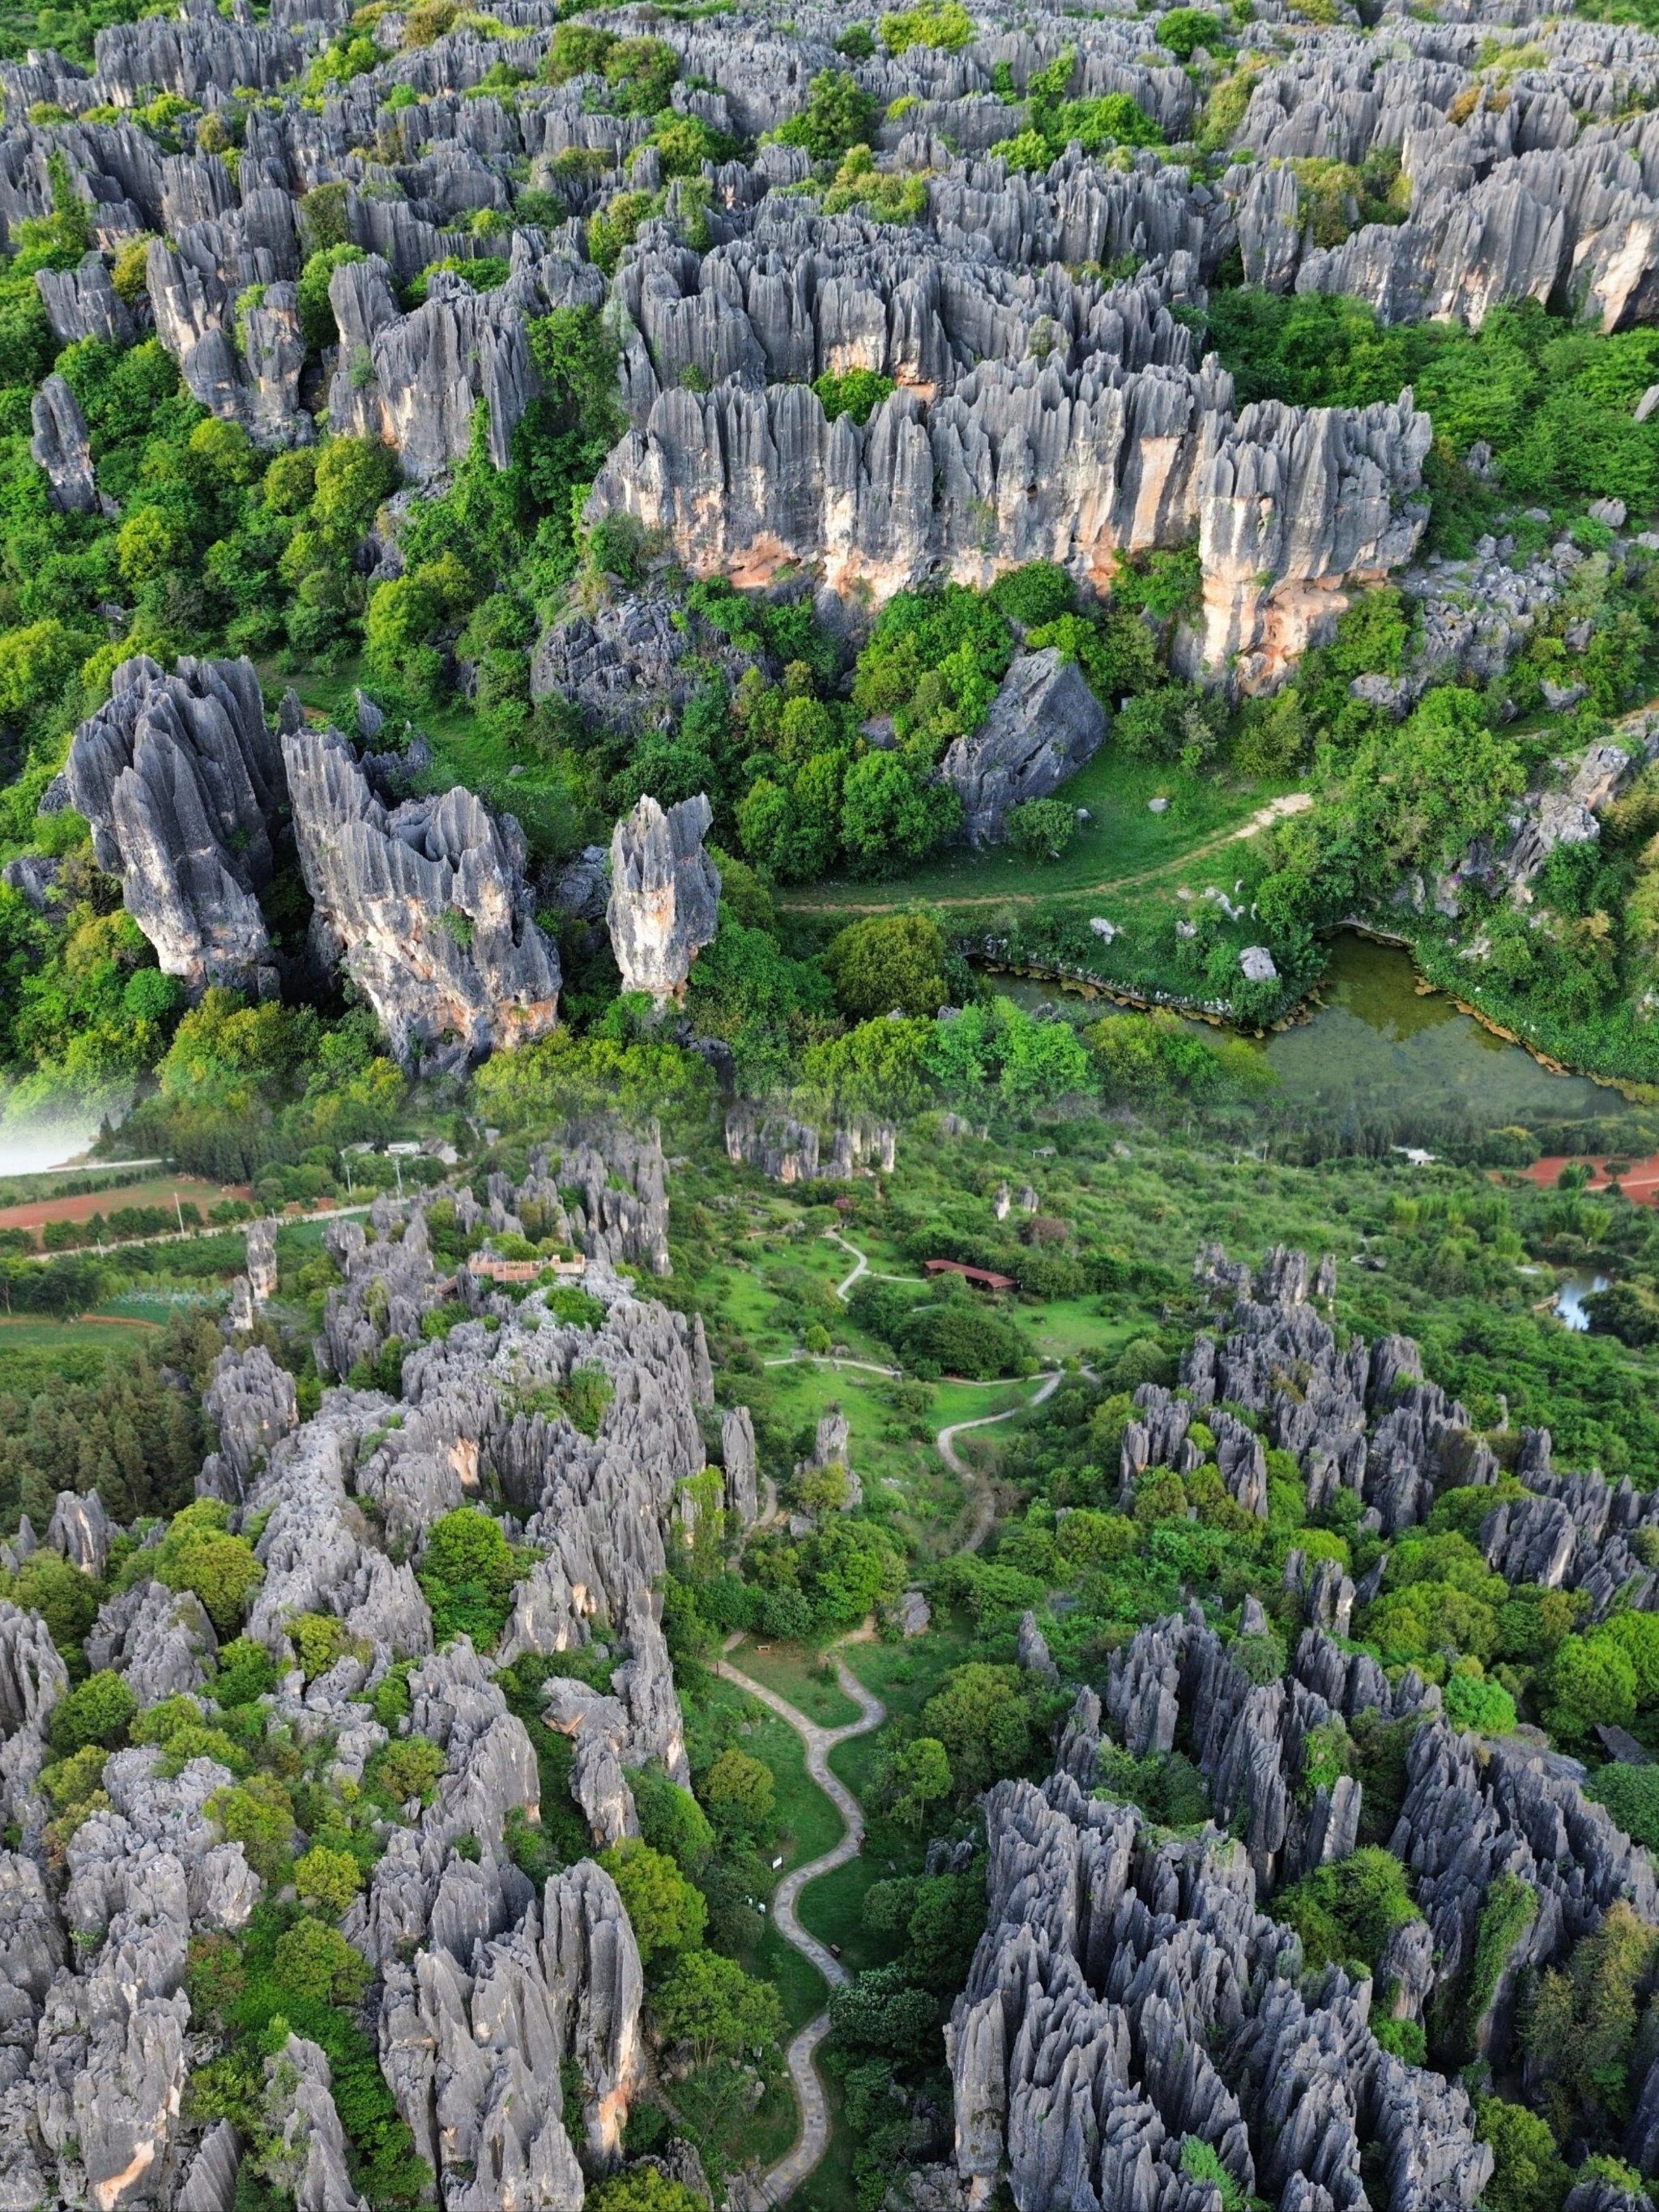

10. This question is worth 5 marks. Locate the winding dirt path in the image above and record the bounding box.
[823,1230,925,1302]
[719,1638,885,2206]
[776,795,1311,918]
[938,1368,1064,1549]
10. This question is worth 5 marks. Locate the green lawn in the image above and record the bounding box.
[781,755,1296,913]
[0,1316,160,1392]
[730,1639,862,1729]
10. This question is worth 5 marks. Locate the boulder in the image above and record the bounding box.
[938,649,1107,846]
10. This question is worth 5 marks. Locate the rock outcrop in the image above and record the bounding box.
[30,372,101,514]
[606,793,721,1004]
[940,648,1107,846]
[723,1103,897,1182]
[949,1747,1492,2212]
[64,654,286,999]
[284,727,561,1072]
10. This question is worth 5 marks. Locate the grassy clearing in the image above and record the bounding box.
[730,1638,862,1729]
[780,754,1294,913]
[796,1623,985,1965]
[0,1316,160,1391]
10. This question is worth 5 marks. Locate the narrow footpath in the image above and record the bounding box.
[718,1638,885,2206]
[937,1369,1064,1549]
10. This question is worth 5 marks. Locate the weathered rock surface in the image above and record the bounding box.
[949,1748,1491,2212]
[30,372,101,514]
[65,654,285,999]
[940,648,1107,846]
[607,793,721,1004]
[724,1103,896,1182]
[285,726,561,1072]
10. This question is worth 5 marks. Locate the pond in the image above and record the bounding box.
[987,932,1615,1135]
[1555,1272,1611,1332]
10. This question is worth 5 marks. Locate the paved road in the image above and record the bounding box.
[823,1230,923,1304]
[719,1639,885,2206]
[17,1198,377,1264]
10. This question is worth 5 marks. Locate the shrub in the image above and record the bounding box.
[49,1669,136,1755]
[774,68,879,160]
[213,1637,278,1707]
[1007,797,1079,861]
[208,1773,296,1879]
[294,1843,364,1916]
[273,1916,373,2005]
[416,1506,528,1651]
[1275,1847,1419,1977]
[369,1735,446,1807]
[1444,1668,1518,1737]
[1586,1760,1659,1848]
[813,368,895,424]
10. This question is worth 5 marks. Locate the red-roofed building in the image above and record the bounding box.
[923,1259,1017,1292]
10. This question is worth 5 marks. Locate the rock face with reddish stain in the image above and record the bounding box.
[584,201,1431,688]
[284,725,561,1073]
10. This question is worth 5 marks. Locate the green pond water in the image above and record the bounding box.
[989,932,1614,1132]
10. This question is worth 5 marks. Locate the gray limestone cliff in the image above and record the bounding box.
[607,793,721,1004]
[284,726,561,1072]
[64,654,286,999]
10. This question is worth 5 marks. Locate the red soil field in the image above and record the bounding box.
[0,1175,251,1240]
[1520,1153,1659,1204]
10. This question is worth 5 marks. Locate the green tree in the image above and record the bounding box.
[702,1746,776,1835]
[652,1949,786,2064]
[273,1916,373,2005]
[586,2172,707,2212]
[1585,1761,1659,1848]
[208,1773,296,1880]
[294,1843,364,1916]
[823,914,952,1021]
[417,1507,527,1652]
[634,1768,716,1872]
[888,1737,952,1829]
[1542,1633,1638,1742]
[152,1498,265,1635]
[369,1736,446,1807]
[49,1668,136,1755]
[919,1663,1042,1797]
[6,1547,100,1657]
[597,1839,708,1965]
[1274,1847,1419,1976]
[774,68,879,160]
[840,752,962,874]
[1443,1668,1517,1736]
[802,1016,934,1120]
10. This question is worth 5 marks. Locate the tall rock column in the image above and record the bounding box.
[63,654,286,999]
[606,793,721,1004]
[284,727,561,1071]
